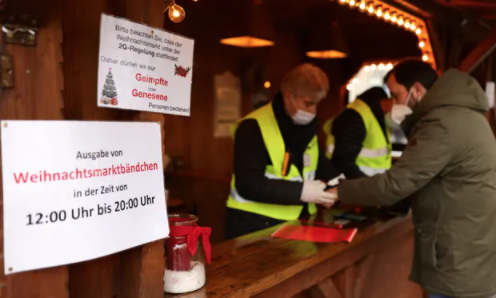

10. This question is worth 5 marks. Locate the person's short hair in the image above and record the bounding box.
[389,59,438,90]
[281,63,330,102]
[357,86,389,102]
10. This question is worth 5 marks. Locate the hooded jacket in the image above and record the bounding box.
[338,69,496,298]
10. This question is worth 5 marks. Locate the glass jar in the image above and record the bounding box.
[164,214,207,294]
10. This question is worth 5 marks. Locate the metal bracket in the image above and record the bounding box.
[2,13,38,46]
[0,54,14,88]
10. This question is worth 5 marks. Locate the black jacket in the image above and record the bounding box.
[330,93,389,179]
[234,93,340,205]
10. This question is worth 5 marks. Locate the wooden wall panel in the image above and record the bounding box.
[0,0,68,297]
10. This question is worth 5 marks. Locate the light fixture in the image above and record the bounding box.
[306,21,348,59]
[220,1,275,48]
[378,63,385,70]
[364,65,371,72]
[352,78,359,84]
[375,6,383,17]
[398,15,404,26]
[391,12,397,23]
[416,28,422,35]
[264,81,271,89]
[419,40,425,48]
[404,19,411,29]
[371,64,377,70]
[306,50,347,59]
[367,2,375,14]
[410,22,417,30]
[422,54,429,61]
[359,1,366,10]
[386,63,394,70]
[384,9,390,21]
[164,1,186,23]
[349,0,356,6]
[346,84,353,91]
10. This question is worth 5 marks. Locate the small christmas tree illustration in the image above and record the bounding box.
[101,68,118,105]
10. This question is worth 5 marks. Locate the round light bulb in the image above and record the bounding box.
[422,54,429,61]
[368,4,374,14]
[391,13,397,23]
[346,84,353,91]
[364,65,370,72]
[371,64,377,70]
[398,16,404,26]
[264,81,271,89]
[384,11,390,21]
[416,28,422,35]
[378,63,385,70]
[411,22,417,30]
[339,0,348,4]
[419,41,425,48]
[405,20,411,29]
[359,1,366,10]
[349,0,356,6]
[352,78,359,84]
[386,63,394,70]
[168,3,185,23]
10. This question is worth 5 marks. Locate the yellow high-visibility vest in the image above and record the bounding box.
[324,99,391,176]
[227,104,318,221]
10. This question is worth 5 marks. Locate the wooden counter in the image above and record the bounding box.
[165,213,423,298]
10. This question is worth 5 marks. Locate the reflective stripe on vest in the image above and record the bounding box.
[227,104,318,221]
[324,99,391,175]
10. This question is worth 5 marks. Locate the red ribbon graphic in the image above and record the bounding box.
[170,225,212,263]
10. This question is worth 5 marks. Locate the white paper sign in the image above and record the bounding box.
[98,14,194,116]
[486,81,495,109]
[1,121,169,274]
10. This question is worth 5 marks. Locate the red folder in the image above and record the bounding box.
[271,223,358,243]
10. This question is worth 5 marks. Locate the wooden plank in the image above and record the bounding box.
[353,255,374,298]
[308,277,342,298]
[459,29,496,73]
[333,266,355,298]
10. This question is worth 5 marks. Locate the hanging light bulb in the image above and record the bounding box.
[168,2,186,23]
[422,54,429,61]
[378,63,385,70]
[410,21,417,30]
[386,63,394,70]
[416,28,422,35]
[346,84,353,91]
[367,2,375,14]
[375,6,383,17]
[391,12,397,23]
[352,78,359,84]
[364,65,370,72]
[359,1,366,10]
[398,16,404,26]
[264,81,271,89]
[371,64,377,70]
[349,0,356,6]
[404,19,411,29]
[384,9,390,21]
[338,0,348,4]
[419,40,425,48]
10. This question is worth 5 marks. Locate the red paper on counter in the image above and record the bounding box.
[271,223,358,243]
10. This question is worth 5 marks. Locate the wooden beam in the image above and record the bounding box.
[459,29,496,73]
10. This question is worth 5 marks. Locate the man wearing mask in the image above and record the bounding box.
[324,87,392,179]
[225,63,340,239]
[328,59,496,298]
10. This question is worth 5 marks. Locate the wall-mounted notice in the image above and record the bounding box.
[213,72,241,138]
[98,13,194,116]
[1,121,168,274]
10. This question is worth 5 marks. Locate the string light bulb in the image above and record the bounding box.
[349,0,356,6]
[416,28,422,35]
[419,40,425,48]
[346,84,353,91]
[264,81,271,89]
[359,1,366,10]
[352,78,359,84]
[371,64,377,70]
[168,2,186,23]
[398,16,404,26]
[410,22,417,30]
[367,3,375,14]
[422,54,429,61]
[364,65,370,72]
[375,6,383,17]
[338,0,348,4]
[404,19,411,29]
[386,63,394,70]
[384,9,390,21]
[391,12,397,23]
[378,63,385,70]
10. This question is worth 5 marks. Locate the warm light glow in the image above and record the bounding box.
[422,54,429,61]
[371,64,377,70]
[378,63,385,70]
[411,22,417,30]
[359,1,366,10]
[391,12,397,23]
[398,16,404,26]
[416,28,422,35]
[168,3,185,23]
[368,4,374,14]
[376,7,382,17]
[352,78,359,84]
[405,19,411,29]
[220,36,275,48]
[386,63,394,70]
[384,10,390,21]
[264,81,271,89]
[306,50,348,59]
[339,0,348,4]
[349,0,356,6]
[346,84,353,91]
[364,65,370,72]
[419,41,425,48]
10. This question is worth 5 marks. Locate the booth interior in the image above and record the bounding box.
[1,0,496,297]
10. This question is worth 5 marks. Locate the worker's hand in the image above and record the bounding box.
[300,180,337,205]
[322,187,339,209]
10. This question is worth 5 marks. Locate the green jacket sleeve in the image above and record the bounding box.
[338,117,452,206]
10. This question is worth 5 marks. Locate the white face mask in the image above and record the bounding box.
[290,97,316,125]
[390,104,413,125]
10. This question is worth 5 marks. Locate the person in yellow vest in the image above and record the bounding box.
[323,87,393,179]
[225,64,341,239]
